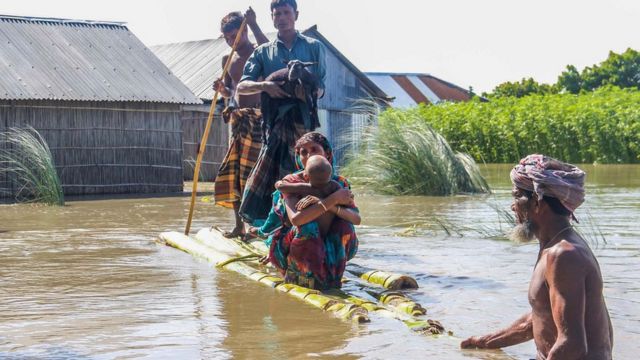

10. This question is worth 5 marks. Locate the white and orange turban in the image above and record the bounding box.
[510,154,586,218]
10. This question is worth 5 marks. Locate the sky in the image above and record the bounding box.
[3,0,640,93]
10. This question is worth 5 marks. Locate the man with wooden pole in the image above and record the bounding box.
[184,10,253,235]
[212,8,269,239]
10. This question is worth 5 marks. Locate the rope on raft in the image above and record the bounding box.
[216,253,261,267]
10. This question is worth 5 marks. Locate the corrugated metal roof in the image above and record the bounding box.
[365,72,471,108]
[0,14,201,104]
[151,26,390,102]
[151,38,229,102]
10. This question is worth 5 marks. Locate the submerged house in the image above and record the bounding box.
[151,25,390,177]
[365,72,473,108]
[0,15,200,197]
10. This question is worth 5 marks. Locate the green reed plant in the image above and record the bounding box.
[0,127,64,205]
[415,86,640,164]
[342,109,490,195]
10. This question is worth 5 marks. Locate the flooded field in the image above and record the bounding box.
[1,164,638,359]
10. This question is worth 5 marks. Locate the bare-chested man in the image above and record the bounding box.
[461,154,613,360]
[212,8,268,238]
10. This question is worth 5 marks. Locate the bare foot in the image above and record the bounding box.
[248,226,267,239]
[241,232,258,243]
[259,255,270,265]
[223,227,245,239]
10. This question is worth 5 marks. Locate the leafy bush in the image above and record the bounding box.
[412,87,640,164]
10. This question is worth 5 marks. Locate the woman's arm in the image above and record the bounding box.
[276,180,324,197]
[331,206,361,225]
[286,188,353,226]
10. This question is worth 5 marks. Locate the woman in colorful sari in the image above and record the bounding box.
[263,132,360,290]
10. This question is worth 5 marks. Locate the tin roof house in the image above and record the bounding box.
[366,72,474,108]
[0,14,200,197]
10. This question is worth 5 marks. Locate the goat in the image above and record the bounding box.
[262,60,320,140]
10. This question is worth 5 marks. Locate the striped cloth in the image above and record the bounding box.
[268,172,359,290]
[510,154,586,214]
[239,98,316,223]
[213,107,263,208]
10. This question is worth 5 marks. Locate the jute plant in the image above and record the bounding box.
[0,127,64,205]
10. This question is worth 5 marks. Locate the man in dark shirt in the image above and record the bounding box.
[236,0,327,225]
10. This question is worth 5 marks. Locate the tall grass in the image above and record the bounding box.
[0,127,64,205]
[342,108,490,195]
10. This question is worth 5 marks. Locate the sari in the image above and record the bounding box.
[265,168,359,290]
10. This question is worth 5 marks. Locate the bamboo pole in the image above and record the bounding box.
[162,228,448,335]
[346,263,419,290]
[184,18,248,235]
[160,231,369,323]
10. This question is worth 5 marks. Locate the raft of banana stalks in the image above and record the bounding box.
[159,228,446,335]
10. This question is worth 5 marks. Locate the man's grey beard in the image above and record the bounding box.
[508,220,536,243]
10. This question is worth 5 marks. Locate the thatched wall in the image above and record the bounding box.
[0,100,183,197]
[181,104,229,181]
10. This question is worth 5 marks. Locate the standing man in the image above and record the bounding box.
[213,8,269,238]
[461,154,613,360]
[236,0,326,225]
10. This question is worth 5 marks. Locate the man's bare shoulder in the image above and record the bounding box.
[545,238,594,277]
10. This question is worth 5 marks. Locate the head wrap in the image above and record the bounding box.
[294,132,334,172]
[510,154,586,218]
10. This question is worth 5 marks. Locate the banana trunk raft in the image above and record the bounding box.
[158,228,446,335]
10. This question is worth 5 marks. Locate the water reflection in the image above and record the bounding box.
[215,271,356,359]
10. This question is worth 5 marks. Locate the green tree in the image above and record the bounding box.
[557,65,583,94]
[558,48,640,93]
[487,77,557,98]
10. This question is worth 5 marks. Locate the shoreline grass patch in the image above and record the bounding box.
[0,127,64,205]
[342,109,490,196]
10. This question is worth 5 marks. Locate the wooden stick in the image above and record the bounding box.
[185,18,248,235]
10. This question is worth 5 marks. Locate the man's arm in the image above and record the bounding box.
[315,42,327,97]
[244,7,268,45]
[461,312,534,349]
[545,247,588,360]
[237,49,290,98]
[213,55,233,98]
[237,80,289,98]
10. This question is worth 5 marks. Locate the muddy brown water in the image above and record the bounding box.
[1,165,638,359]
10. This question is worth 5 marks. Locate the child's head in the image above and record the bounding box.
[305,155,332,188]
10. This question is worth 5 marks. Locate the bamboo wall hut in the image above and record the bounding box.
[0,15,201,197]
[151,25,390,174]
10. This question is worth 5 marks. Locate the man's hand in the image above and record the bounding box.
[460,336,488,349]
[213,78,231,98]
[244,7,257,25]
[296,195,320,210]
[213,78,224,91]
[262,81,290,98]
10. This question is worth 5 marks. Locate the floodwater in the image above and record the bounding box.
[0,164,638,359]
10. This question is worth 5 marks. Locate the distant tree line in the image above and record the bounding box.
[483,48,640,98]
